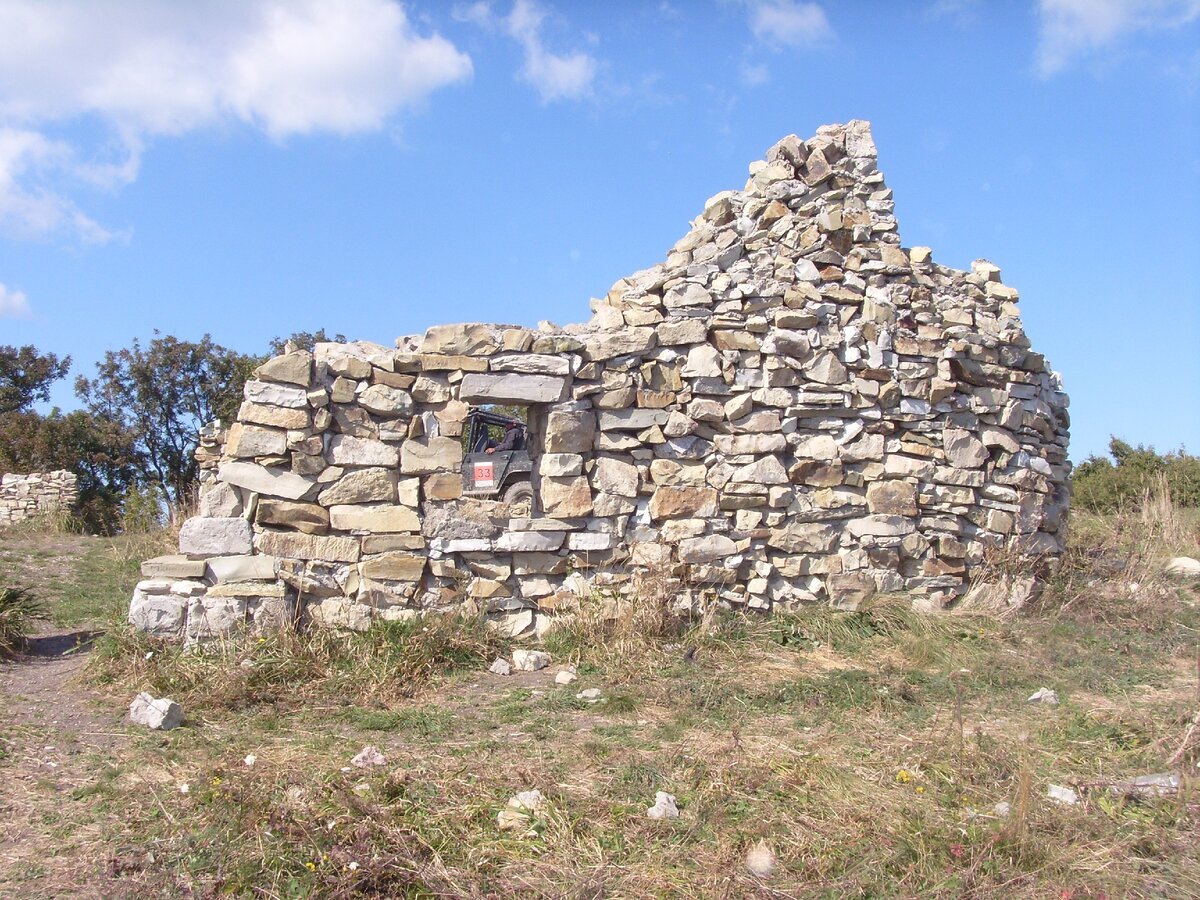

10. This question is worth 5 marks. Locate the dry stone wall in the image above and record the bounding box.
[0,471,78,526]
[130,120,1070,643]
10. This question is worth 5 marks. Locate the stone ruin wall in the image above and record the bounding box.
[128,120,1070,644]
[0,470,79,526]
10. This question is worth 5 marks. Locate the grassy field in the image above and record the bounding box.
[1,506,1198,898]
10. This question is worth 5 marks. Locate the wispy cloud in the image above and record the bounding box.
[1036,0,1200,76]
[0,281,31,318]
[746,0,833,47]
[740,62,771,86]
[0,0,473,242]
[455,0,597,102]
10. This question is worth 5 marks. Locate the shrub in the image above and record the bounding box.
[0,587,47,656]
[1072,438,1200,512]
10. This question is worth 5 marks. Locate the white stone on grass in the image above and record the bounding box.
[512,649,551,672]
[129,692,183,730]
[646,791,679,820]
[351,746,387,768]
[1027,687,1059,705]
[489,657,513,676]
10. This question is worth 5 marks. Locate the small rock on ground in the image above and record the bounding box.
[1027,687,1059,705]
[555,669,577,685]
[497,789,546,831]
[576,688,602,702]
[1047,783,1078,805]
[128,692,183,730]
[351,745,387,768]
[489,657,512,676]
[1165,557,1200,577]
[647,791,679,819]
[512,649,551,671]
[745,840,775,878]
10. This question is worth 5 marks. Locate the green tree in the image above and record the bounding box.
[74,333,258,509]
[0,345,71,415]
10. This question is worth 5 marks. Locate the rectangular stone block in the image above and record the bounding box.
[458,372,568,404]
[256,530,361,563]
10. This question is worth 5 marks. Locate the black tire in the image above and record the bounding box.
[502,480,535,515]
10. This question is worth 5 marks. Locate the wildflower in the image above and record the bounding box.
[348,861,359,871]
[894,769,912,784]
[211,777,222,786]
[915,786,926,794]
[179,783,190,794]
[305,861,316,872]
[244,754,257,767]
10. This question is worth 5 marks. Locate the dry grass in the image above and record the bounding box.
[2,506,1199,896]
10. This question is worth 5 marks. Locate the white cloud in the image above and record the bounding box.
[0,0,473,240]
[0,282,31,318]
[455,0,597,102]
[747,0,832,47]
[1036,0,1200,75]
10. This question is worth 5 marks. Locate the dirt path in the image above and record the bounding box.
[0,626,139,898]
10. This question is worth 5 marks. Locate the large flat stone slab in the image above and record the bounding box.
[458,373,568,404]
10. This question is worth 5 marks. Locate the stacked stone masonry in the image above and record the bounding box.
[129,120,1070,643]
[0,471,78,525]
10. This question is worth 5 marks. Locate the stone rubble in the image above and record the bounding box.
[496,789,546,831]
[128,121,1070,643]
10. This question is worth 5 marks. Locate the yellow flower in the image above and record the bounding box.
[894,769,912,784]
[915,786,926,794]
[305,861,316,872]
[211,777,222,786]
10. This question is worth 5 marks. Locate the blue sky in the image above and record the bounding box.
[0,0,1197,463]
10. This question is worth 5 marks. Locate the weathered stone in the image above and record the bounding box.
[944,427,988,468]
[490,353,571,375]
[866,481,918,516]
[255,351,313,387]
[650,486,719,520]
[140,555,206,579]
[585,328,657,361]
[129,693,183,730]
[330,504,420,533]
[360,552,425,581]
[400,436,462,474]
[239,400,309,430]
[424,472,463,500]
[357,384,413,417]
[495,531,566,552]
[206,554,278,582]
[420,323,498,356]
[256,499,329,534]
[846,515,916,538]
[128,588,186,637]
[179,517,253,557]
[256,530,360,563]
[768,522,839,553]
[318,468,396,505]
[219,461,316,501]
[459,373,567,404]
[244,380,308,408]
[540,476,593,518]
[539,453,583,476]
[827,573,875,611]
[328,435,400,467]
[730,456,789,485]
[678,534,736,563]
[592,458,640,497]
[545,409,595,453]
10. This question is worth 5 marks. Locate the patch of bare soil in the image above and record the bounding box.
[0,627,143,899]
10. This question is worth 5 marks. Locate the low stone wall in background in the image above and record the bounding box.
[0,470,79,526]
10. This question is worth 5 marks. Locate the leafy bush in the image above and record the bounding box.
[1072,438,1200,512]
[0,587,47,656]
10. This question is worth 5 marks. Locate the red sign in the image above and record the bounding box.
[474,461,495,489]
